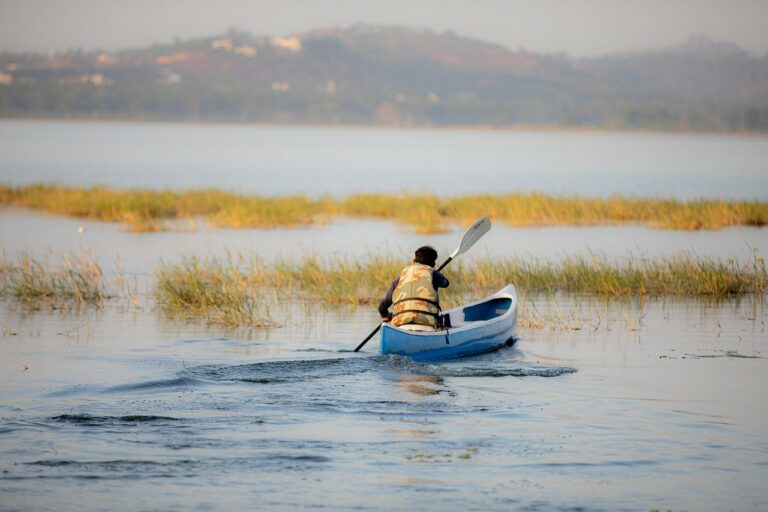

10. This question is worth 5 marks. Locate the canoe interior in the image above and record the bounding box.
[448,297,512,328]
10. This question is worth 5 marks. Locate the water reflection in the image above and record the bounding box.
[396,374,446,397]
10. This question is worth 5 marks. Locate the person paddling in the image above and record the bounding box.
[378,246,449,331]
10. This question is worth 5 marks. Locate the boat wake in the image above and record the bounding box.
[104,376,207,393]
[184,356,375,384]
[180,352,577,385]
[51,414,181,426]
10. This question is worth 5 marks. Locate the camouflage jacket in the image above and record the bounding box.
[378,263,449,328]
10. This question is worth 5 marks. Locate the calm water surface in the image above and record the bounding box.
[1,120,767,199]
[1,208,766,278]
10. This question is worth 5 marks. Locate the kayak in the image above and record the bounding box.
[380,285,517,361]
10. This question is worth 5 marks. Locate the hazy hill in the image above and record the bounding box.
[1,25,766,131]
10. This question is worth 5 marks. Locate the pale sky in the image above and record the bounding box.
[1,0,767,57]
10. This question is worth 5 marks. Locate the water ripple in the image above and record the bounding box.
[104,376,208,393]
[13,453,333,480]
[181,355,576,385]
[51,414,181,426]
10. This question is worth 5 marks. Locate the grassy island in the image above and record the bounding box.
[1,184,767,233]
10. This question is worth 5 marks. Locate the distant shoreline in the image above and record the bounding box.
[2,115,766,138]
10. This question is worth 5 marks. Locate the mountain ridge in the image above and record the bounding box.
[1,25,766,131]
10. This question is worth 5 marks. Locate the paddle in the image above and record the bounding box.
[353,216,491,352]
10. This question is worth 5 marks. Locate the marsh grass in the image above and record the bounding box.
[0,252,108,306]
[154,254,272,327]
[3,185,766,232]
[2,249,764,327]
[457,252,767,298]
[153,252,766,326]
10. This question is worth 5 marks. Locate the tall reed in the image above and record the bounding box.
[0,252,107,306]
[153,251,766,327]
[459,253,767,298]
[154,254,272,326]
[2,251,764,327]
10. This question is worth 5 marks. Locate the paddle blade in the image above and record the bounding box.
[454,216,491,258]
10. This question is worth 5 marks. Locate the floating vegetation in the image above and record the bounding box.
[0,253,108,306]
[2,184,767,232]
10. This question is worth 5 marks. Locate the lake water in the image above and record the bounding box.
[1,208,767,278]
[1,297,766,511]
[1,120,767,199]
[1,120,768,510]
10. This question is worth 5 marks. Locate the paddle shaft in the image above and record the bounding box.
[353,322,382,352]
[436,256,452,272]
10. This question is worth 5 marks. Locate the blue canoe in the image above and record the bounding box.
[380,285,517,361]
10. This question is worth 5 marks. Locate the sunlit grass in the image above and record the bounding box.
[341,194,449,233]
[154,254,272,327]
[1,249,764,327]
[0,252,108,306]
[2,184,766,232]
[152,252,766,328]
[459,252,767,298]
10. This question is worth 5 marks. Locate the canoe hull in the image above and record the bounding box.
[380,285,517,362]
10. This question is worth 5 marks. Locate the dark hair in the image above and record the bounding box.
[414,246,438,267]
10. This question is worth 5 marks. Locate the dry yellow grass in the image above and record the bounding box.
[154,251,767,320]
[2,251,764,326]
[2,184,766,232]
[0,252,108,306]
